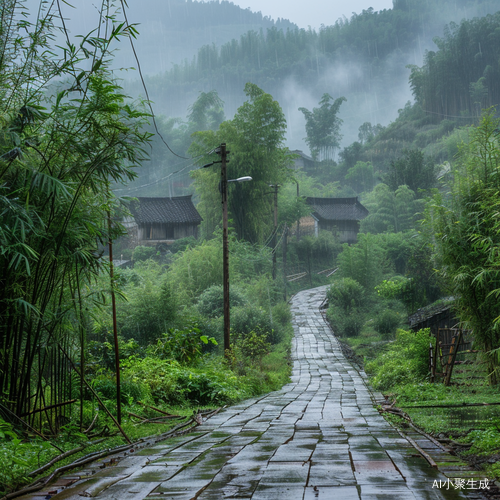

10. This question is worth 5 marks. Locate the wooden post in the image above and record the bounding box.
[221,144,230,358]
[444,331,462,387]
[283,224,288,301]
[108,211,122,424]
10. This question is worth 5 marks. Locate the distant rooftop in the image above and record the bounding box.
[129,195,202,225]
[306,197,369,221]
[291,150,315,162]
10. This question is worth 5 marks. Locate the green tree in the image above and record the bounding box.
[385,149,438,194]
[337,233,385,291]
[360,183,418,234]
[424,110,500,384]
[190,83,293,243]
[0,1,150,425]
[299,94,346,161]
[345,161,375,193]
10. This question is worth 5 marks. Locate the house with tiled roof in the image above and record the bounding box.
[304,197,369,243]
[126,195,202,247]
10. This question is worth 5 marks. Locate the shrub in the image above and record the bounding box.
[150,324,217,364]
[169,236,198,254]
[327,278,365,313]
[132,245,157,262]
[196,285,247,318]
[235,328,271,362]
[122,357,248,406]
[229,304,284,343]
[365,328,430,390]
[373,309,402,338]
[327,309,365,337]
[91,374,150,405]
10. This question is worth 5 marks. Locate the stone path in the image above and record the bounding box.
[31,286,477,500]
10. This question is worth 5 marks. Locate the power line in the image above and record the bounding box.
[118,0,206,161]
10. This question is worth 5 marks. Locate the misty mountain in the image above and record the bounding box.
[110,0,296,74]
[122,0,499,154]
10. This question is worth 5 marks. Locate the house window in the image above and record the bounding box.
[166,225,174,239]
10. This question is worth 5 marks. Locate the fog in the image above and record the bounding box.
[20,0,500,166]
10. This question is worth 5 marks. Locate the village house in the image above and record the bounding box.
[124,195,202,248]
[303,197,369,244]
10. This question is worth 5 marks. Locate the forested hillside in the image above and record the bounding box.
[121,0,500,193]
[111,0,296,74]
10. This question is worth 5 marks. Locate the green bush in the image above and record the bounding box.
[230,304,283,343]
[169,236,198,254]
[365,328,430,391]
[327,278,365,313]
[373,309,402,338]
[327,309,365,337]
[196,285,247,318]
[91,374,150,405]
[150,324,217,364]
[234,327,271,362]
[132,245,157,262]
[122,357,248,406]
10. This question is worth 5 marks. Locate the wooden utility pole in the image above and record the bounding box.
[270,184,279,280]
[107,212,122,424]
[283,223,288,301]
[220,144,231,358]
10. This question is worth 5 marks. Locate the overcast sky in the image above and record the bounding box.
[226,0,395,30]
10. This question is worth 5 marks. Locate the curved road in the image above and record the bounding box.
[33,286,471,500]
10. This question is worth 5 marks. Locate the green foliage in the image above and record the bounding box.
[113,261,178,344]
[365,329,430,390]
[234,328,271,362]
[327,278,365,313]
[360,184,419,234]
[122,357,247,406]
[423,110,500,384]
[91,374,150,405]
[327,309,366,338]
[230,305,273,340]
[337,233,385,291]
[196,285,247,318]
[408,13,500,119]
[151,324,217,364]
[190,83,293,243]
[373,309,402,339]
[345,161,375,194]
[132,245,157,262]
[385,149,438,194]
[0,0,151,426]
[168,236,199,254]
[299,94,346,161]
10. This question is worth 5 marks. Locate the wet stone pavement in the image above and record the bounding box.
[32,286,480,500]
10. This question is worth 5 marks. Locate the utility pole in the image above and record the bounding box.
[220,144,231,358]
[283,223,288,301]
[107,211,121,424]
[270,184,279,280]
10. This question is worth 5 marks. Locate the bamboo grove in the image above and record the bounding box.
[0,1,151,432]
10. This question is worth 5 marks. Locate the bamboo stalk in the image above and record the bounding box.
[58,344,131,444]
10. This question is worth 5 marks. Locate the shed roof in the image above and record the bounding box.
[130,196,202,225]
[306,197,369,222]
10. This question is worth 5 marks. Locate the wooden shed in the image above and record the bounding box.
[305,197,369,244]
[128,195,202,246]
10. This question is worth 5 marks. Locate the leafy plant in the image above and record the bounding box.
[151,324,217,364]
[365,328,430,390]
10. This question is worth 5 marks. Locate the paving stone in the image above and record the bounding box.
[19,286,474,500]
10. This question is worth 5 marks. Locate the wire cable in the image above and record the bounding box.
[118,0,210,161]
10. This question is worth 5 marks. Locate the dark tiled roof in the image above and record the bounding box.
[306,197,369,221]
[130,196,202,225]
